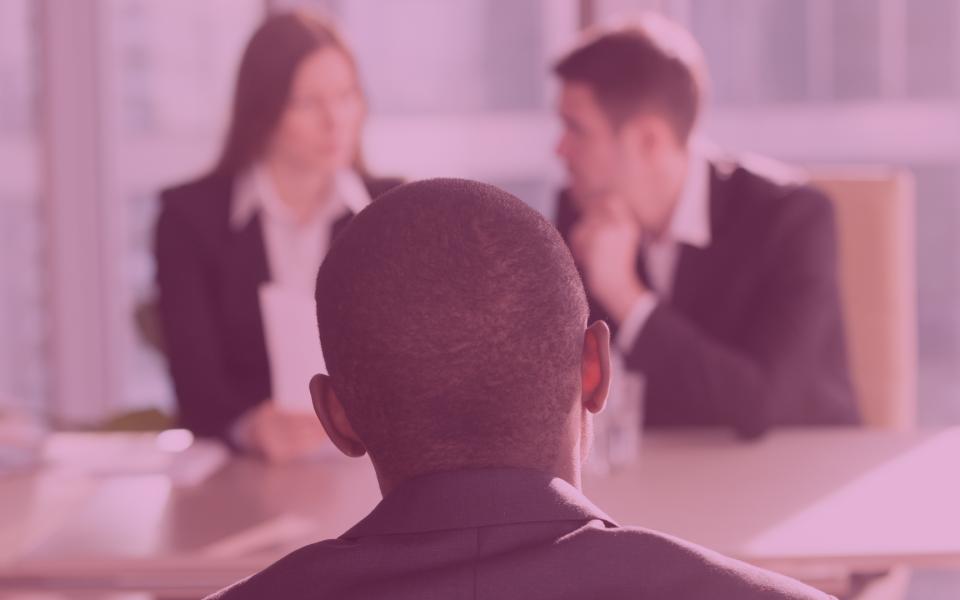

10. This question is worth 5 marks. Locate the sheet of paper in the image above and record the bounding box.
[40,431,228,487]
[258,283,326,414]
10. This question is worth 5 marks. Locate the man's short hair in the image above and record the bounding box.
[554,15,707,142]
[315,179,589,479]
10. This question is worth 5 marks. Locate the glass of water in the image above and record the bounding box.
[587,352,644,475]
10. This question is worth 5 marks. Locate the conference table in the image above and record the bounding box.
[1,426,958,597]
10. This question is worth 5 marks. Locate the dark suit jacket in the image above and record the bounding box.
[154,172,401,439]
[207,468,833,599]
[556,159,860,438]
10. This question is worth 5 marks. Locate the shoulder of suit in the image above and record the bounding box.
[712,153,832,219]
[203,539,358,599]
[572,524,832,598]
[713,152,808,193]
[363,175,405,200]
[159,171,235,224]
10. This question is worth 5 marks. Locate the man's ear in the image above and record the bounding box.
[581,320,612,414]
[621,112,673,158]
[310,374,366,458]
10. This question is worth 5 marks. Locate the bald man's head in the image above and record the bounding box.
[315,179,590,480]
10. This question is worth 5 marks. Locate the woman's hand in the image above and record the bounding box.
[242,401,329,463]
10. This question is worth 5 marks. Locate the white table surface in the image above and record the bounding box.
[1,427,957,595]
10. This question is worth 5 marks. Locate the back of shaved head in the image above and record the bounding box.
[315,178,589,479]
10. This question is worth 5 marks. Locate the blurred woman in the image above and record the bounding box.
[155,12,400,461]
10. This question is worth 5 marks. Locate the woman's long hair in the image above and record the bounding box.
[212,12,366,178]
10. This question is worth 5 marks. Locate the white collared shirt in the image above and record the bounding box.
[615,150,713,353]
[231,165,371,295]
[228,166,370,448]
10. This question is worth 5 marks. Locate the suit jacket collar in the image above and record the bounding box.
[229,167,372,232]
[669,160,738,316]
[660,149,712,249]
[341,467,618,540]
[225,171,378,285]
[229,209,272,289]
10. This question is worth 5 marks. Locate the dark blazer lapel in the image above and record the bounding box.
[670,163,731,318]
[670,244,710,316]
[228,174,400,288]
[230,212,271,288]
[329,176,402,243]
[211,204,272,375]
[331,212,353,243]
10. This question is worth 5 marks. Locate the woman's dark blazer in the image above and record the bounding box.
[155,172,402,439]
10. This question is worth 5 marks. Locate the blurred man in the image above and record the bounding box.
[553,16,860,437]
[208,179,832,599]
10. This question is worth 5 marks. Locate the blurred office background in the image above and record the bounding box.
[5,0,956,428]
